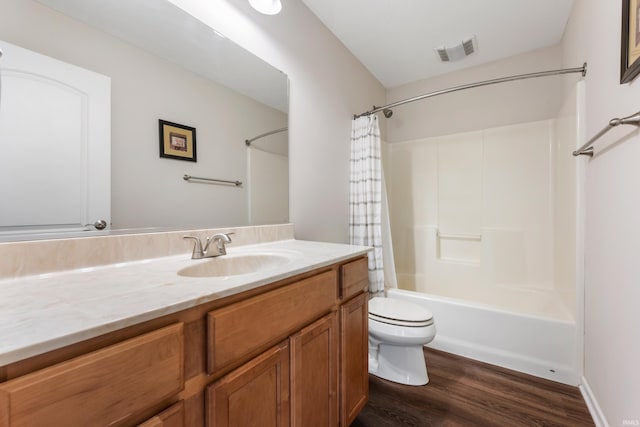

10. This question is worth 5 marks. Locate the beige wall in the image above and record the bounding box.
[0,0,287,230]
[168,0,386,243]
[562,1,640,425]
[385,44,565,142]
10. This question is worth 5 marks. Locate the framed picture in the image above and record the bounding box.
[159,119,197,162]
[621,0,640,83]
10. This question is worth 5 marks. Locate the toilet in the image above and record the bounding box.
[368,297,436,386]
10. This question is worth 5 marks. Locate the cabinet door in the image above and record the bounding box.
[339,293,369,426]
[206,341,290,427]
[290,312,338,427]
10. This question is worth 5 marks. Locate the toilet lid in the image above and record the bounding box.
[368,297,433,327]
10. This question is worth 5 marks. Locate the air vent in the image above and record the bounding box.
[435,35,478,62]
[462,37,475,55]
[436,48,450,62]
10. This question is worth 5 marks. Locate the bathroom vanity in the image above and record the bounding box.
[0,232,370,426]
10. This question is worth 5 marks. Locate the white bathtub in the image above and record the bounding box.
[387,288,581,385]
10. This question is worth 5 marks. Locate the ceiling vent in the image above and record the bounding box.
[435,35,478,62]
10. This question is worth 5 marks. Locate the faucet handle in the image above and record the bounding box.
[183,236,204,259]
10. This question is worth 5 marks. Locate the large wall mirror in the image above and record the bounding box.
[0,0,288,241]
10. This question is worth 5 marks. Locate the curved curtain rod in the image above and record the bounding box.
[354,63,587,119]
[245,127,288,146]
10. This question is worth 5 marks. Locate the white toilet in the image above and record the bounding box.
[368,297,436,386]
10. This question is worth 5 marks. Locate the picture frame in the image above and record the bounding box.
[159,119,197,162]
[621,0,640,83]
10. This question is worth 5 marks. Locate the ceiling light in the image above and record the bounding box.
[249,0,282,15]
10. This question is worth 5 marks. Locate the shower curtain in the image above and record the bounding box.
[350,115,397,295]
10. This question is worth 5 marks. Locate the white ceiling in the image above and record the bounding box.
[302,0,575,88]
[36,0,289,112]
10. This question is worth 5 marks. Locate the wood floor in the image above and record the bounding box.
[352,348,594,427]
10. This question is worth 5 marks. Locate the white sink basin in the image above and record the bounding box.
[177,253,293,278]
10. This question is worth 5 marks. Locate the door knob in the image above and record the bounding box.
[93,220,107,230]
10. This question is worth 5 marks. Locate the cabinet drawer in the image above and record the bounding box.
[340,257,369,300]
[207,270,336,374]
[138,401,184,427]
[0,323,184,427]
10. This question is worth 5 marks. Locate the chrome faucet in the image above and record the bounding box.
[184,233,234,259]
[206,233,233,256]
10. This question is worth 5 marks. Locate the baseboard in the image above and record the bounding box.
[579,376,609,427]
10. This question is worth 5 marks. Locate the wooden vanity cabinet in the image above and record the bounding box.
[205,270,339,427]
[205,311,340,427]
[339,292,368,426]
[339,257,370,427]
[0,255,369,427]
[204,256,370,427]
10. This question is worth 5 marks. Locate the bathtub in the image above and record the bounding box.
[387,287,581,385]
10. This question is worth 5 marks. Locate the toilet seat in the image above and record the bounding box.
[368,297,434,327]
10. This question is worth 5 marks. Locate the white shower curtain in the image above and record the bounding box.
[381,167,398,290]
[350,115,397,295]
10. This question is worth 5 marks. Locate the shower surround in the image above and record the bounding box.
[385,84,584,384]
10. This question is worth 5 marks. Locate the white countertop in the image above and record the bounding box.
[0,239,370,366]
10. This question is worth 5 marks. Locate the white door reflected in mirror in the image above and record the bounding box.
[0,40,110,237]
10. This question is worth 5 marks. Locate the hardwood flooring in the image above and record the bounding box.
[352,348,594,427]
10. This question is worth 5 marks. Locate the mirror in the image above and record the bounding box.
[0,0,288,241]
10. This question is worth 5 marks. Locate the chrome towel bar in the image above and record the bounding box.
[183,174,242,186]
[573,111,640,157]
